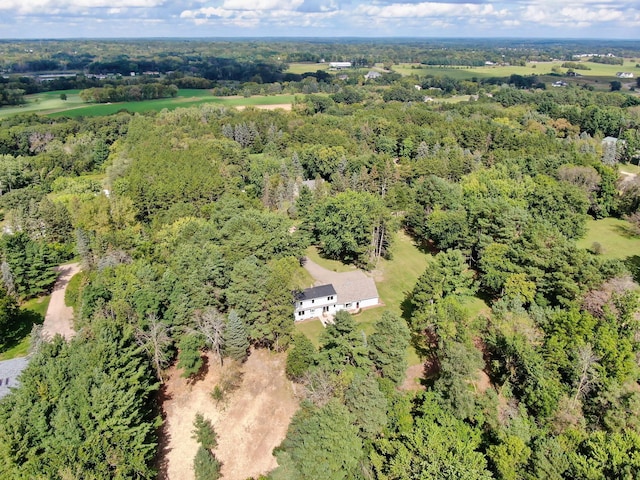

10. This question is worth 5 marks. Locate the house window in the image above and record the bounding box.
[346,303,352,308]
[311,299,315,304]
[299,301,303,306]
[327,295,334,301]
[298,311,304,316]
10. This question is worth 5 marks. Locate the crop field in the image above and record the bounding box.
[0,89,297,119]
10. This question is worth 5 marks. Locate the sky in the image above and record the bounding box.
[0,0,639,39]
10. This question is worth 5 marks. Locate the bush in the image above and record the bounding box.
[64,271,84,308]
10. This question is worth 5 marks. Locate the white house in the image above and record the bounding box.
[616,72,634,78]
[295,284,338,321]
[329,62,352,69]
[294,273,380,321]
[365,70,382,80]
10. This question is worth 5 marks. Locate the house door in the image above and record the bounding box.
[356,302,360,309]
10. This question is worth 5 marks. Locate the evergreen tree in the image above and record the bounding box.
[193,446,221,480]
[344,373,388,440]
[192,413,218,450]
[177,334,205,378]
[275,400,363,480]
[224,310,249,362]
[368,311,410,384]
[286,333,316,380]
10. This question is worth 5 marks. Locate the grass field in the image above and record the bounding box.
[577,217,640,259]
[392,58,639,80]
[285,63,329,75]
[0,295,50,360]
[0,89,297,119]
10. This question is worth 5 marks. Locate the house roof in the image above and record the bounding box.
[333,271,379,304]
[297,284,336,301]
[0,357,29,399]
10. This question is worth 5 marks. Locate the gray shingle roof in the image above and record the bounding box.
[0,357,29,399]
[297,284,337,301]
[333,272,379,305]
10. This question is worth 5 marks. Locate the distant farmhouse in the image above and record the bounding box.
[552,81,568,87]
[616,72,634,78]
[329,62,352,69]
[294,270,379,321]
[0,357,29,400]
[365,70,382,80]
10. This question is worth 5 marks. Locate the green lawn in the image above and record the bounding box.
[577,217,640,259]
[305,246,356,273]
[0,295,50,360]
[294,319,325,348]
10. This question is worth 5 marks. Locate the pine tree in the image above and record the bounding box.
[369,311,411,384]
[286,333,316,380]
[224,310,249,362]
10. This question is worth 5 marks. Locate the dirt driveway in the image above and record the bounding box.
[42,263,80,341]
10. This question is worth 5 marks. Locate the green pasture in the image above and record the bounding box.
[285,62,329,75]
[0,89,297,119]
[0,89,84,118]
[392,58,639,80]
[0,295,50,360]
[577,217,640,259]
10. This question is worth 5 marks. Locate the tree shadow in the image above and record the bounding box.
[614,224,640,239]
[188,354,211,385]
[625,255,640,284]
[154,383,173,480]
[0,308,43,353]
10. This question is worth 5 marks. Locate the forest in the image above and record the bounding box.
[0,38,640,479]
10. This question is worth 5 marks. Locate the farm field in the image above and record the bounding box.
[0,89,297,118]
[392,58,639,80]
[285,62,329,74]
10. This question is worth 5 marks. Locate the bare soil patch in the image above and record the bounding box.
[158,349,299,480]
[400,363,426,391]
[236,103,292,111]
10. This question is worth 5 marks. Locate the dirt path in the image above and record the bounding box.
[158,349,299,480]
[42,263,80,341]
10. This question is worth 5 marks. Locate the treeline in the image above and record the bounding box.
[79,83,178,103]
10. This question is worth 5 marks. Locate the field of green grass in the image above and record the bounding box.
[577,217,640,259]
[0,89,297,119]
[0,295,50,361]
[285,63,329,75]
[392,58,639,80]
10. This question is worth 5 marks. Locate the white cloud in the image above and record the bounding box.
[222,0,304,10]
[0,0,165,14]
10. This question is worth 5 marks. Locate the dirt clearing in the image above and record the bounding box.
[236,103,292,111]
[158,349,299,480]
